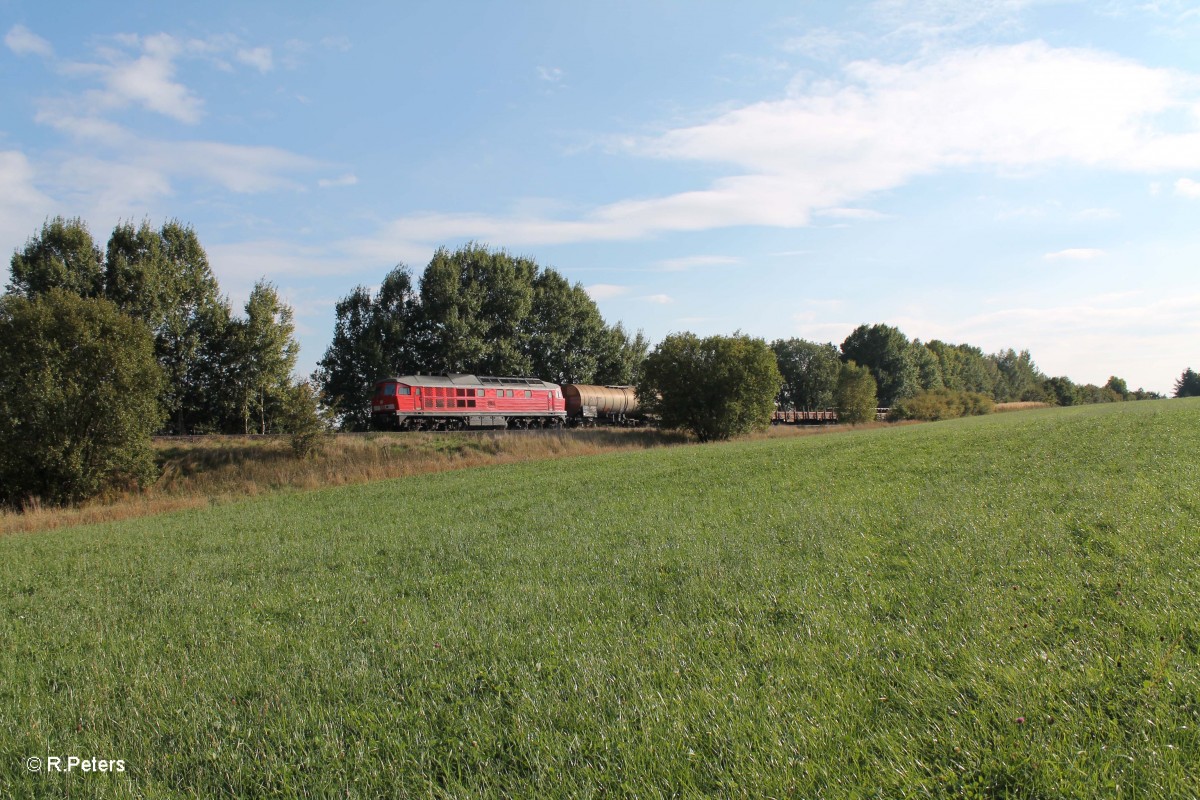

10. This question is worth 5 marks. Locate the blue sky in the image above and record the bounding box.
[3,1,1199,393]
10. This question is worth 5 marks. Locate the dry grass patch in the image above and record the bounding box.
[2,422,910,537]
[993,401,1053,412]
[2,429,689,536]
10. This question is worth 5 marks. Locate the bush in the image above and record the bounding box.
[0,291,164,507]
[836,361,878,425]
[281,380,331,459]
[637,332,781,442]
[888,388,995,421]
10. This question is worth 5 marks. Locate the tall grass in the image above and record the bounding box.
[0,429,689,536]
[2,400,1197,797]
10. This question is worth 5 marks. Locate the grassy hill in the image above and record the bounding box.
[2,400,1198,798]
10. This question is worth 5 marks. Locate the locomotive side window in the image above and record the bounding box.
[525,390,532,398]
[476,389,484,397]
[397,386,411,396]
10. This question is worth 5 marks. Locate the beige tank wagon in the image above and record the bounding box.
[561,384,642,426]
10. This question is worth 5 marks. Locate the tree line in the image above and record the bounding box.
[315,243,648,430]
[3,221,1194,507]
[1,217,312,507]
[771,323,1166,414]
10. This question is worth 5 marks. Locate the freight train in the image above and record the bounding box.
[370,374,643,431]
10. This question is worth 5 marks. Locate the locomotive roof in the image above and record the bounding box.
[378,374,558,389]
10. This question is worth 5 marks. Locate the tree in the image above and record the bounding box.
[637,332,781,442]
[525,269,610,384]
[594,323,649,386]
[7,216,104,299]
[104,219,170,325]
[910,340,944,392]
[229,281,299,434]
[926,340,999,397]
[156,221,230,434]
[1175,368,1200,398]
[840,324,918,406]
[281,380,330,458]
[417,243,536,375]
[1043,376,1079,406]
[316,267,421,430]
[1104,376,1130,401]
[991,349,1047,402]
[0,291,163,507]
[836,361,878,425]
[770,338,840,410]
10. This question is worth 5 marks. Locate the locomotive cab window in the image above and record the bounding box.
[383,384,396,396]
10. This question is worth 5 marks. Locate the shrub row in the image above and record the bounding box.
[888,388,995,421]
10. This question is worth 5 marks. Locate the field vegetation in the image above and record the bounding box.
[1,399,1198,797]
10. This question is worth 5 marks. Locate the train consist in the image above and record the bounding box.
[370,374,643,431]
[369,373,883,431]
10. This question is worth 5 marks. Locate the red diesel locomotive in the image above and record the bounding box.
[371,374,567,430]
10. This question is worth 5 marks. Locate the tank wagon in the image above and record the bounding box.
[371,374,566,431]
[561,384,642,427]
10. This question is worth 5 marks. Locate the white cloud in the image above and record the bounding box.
[1175,177,1200,197]
[62,33,204,123]
[5,24,52,57]
[1044,248,1105,261]
[318,173,358,188]
[0,150,55,258]
[236,46,274,73]
[23,104,325,211]
[655,255,741,272]
[537,66,564,83]
[817,207,888,220]
[353,41,1200,251]
[641,294,675,304]
[585,283,629,300]
[207,240,375,284]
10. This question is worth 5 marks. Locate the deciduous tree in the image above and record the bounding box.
[771,338,840,410]
[637,332,781,442]
[6,216,104,299]
[840,324,918,407]
[835,360,878,425]
[0,290,163,507]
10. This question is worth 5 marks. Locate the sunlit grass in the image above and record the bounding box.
[1,399,1197,797]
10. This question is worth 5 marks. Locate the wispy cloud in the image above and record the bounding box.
[640,294,674,304]
[585,283,629,300]
[236,46,274,73]
[318,173,358,188]
[350,41,1200,252]
[1175,177,1200,198]
[0,150,55,252]
[655,255,741,272]
[1044,248,1105,261]
[537,66,564,83]
[5,24,53,57]
[61,33,206,123]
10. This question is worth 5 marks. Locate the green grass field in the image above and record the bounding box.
[2,400,1198,798]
